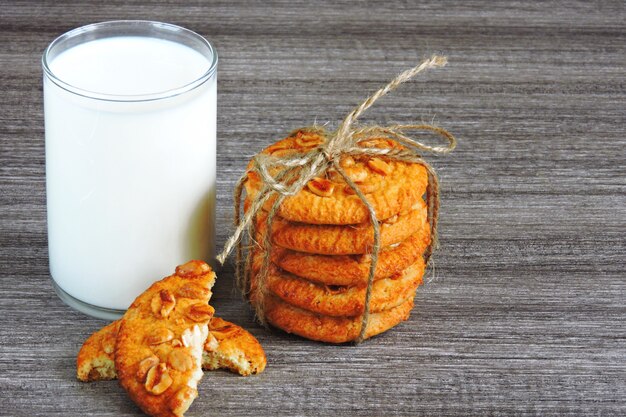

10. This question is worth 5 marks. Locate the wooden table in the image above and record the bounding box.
[1,1,624,416]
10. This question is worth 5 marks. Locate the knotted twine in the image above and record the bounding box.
[217,55,456,343]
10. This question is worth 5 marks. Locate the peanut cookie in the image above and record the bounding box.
[270,227,430,287]
[202,317,266,376]
[251,198,427,255]
[77,317,266,382]
[267,256,423,316]
[115,260,216,417]
[245,130,429,225]
[260,295,414,344]
[77,320,119,382]
[252,255,424,317]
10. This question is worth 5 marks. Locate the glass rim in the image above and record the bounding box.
[42,20,218,103]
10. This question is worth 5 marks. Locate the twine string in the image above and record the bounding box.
[331,161,380,341]
[217,55,456,343]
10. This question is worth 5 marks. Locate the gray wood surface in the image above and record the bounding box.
[1,1,625,416]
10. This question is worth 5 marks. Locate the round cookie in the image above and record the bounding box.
[245,130,429,225]
[252,199,427,255]
[271,227,430,287]
[253,256,424,317]
[260,295,414,344]
[115,260,216,417]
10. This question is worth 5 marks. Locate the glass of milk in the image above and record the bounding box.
[42,21,217,319]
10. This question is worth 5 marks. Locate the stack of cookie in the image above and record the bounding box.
[244,129,432,343]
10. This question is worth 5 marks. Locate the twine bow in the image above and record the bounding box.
[217,55,456,343]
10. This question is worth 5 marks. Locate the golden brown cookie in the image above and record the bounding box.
[202,317,267,376]
[245,130,429,225]
[270,227,430,287]
[251,198,427,255]
[77,317,266,382]
[252,256,424,317]
[77,320,120,382]
[115,260,216,417]
[260,295,414,344]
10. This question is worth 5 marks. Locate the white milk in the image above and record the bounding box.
[44,36,216,311]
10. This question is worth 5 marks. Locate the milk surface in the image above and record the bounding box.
[44,36,216,310]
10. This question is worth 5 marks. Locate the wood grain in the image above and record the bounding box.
[0,1,624,416]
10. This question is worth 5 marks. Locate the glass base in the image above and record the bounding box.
[52,280,125,320]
